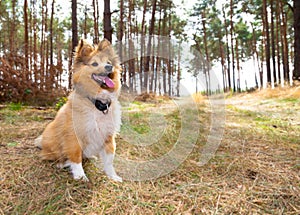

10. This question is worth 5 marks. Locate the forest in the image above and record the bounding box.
[0,0,299,103]
[0,0,300,214]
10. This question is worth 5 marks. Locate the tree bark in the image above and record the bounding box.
[281,8,290,82]
[294,0,300,80]
[230,0,236,92]
[71,0,78,51]
[71,0,78,89]
[275,0,282,85]
[24,0,29,72]
[50,0,55,66]
[93,0,99,44]
[270,0,276,85]
[104,0,113,43]
[49,0,55,89]
[139,0,147,93]
[202,10,210,95]
[263,0,271,83]
[144,0,157,93]
[118,0,124,42]
[32,0,38,87]
[222,5,231,91]
[9,0,16,60]
[236,38,241,92]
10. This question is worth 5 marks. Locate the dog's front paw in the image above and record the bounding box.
[73,173,89,182]
[108,174,123,182]
[69,162,89,182]
[104,166,122,182]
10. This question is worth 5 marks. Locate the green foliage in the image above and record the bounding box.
[8,102,23,111]
[24,89,32,95]
[55,97,68,110]
[277,98,299,104]
[7,142,19,147]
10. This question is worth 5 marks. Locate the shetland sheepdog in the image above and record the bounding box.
[35,39,122,182]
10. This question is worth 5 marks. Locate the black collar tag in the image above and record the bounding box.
[94,99,111,114]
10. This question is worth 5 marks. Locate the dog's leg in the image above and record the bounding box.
[34,135,43,149]
[69,161,88,181]
[63,136,89,181]
[57,159,88,181]
[100,135,122,182]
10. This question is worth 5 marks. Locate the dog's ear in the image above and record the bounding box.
[74,39,94,63]
[97,39,111,51]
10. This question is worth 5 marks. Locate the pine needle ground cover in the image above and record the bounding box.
[0,89,299,214]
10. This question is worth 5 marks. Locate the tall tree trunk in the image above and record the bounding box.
[252,26,262,88]
[223,5,231,91]
[140,0,147,36]
[24,0,29,73]
[177,45,181,96]
[150,40,155,93]
[71,0,78,51]
[93,0,99,44]
[118,0,124,41]
[162,6,167,94]
[71,0,78,89]
[263,0,271,83]
[202,10,210,95]
[49,0,55,89]
[144,0,157,93]
[270,0,276,86]
[44,1,49,90]
[118,0,124,86]
[127,0,135,92]
[139,0,147,93]
[40,0,47,89]
[28,0,33,73]
[293,0,300,80]
[50,0,55,66]
[236,38,241,92]
[230,0,236,92]
[276,0,282,86]
[155,8,162,95]
[219,38,226,92]
[104,0,113,42]
[32,0,38,87]
[281,9,290,82]
[168,3,172,96]
[56,34,63,88]
[84,6,88,39]
[9,0,16,61]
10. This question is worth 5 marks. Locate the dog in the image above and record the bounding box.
[35,39,122,182]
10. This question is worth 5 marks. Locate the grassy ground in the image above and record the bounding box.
[0,88,299,214]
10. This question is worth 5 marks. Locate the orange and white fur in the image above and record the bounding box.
[35,39,122,182]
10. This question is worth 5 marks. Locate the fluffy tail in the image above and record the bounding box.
[34,135,43,149]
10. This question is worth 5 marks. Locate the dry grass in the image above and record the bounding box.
[0,88,299,214]
[192,92,206,104]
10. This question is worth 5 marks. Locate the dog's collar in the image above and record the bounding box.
[91,98,111,114]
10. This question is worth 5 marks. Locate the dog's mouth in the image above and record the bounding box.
[92,73,115,88]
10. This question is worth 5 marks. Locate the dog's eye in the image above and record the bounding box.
[91,62,98,67]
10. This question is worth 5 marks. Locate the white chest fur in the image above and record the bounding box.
[70,94,121,158]
[82,101,121,158]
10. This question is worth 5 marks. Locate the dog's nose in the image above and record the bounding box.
[105,64,113,72]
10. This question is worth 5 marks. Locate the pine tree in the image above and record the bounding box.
[294,0,300,80]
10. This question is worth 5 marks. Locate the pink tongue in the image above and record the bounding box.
[105,77,115,88]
